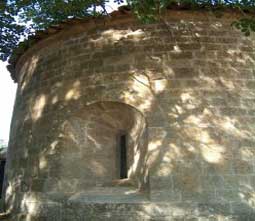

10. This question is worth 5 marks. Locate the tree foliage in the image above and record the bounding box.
[1,0,255,63]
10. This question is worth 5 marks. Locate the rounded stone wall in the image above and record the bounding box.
[4,9,255,221]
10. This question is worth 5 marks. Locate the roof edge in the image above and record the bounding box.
[8,5,248,82]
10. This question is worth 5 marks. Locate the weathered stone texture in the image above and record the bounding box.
[3,10,255,220]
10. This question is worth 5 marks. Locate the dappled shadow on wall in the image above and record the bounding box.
[4,19,255,220]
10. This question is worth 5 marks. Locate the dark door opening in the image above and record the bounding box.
[0,160,6,198]
[119,134,127,179]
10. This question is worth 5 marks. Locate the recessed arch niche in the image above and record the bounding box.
[59,101,149,194]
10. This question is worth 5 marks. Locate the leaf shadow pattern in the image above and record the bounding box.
[3,13,255,220]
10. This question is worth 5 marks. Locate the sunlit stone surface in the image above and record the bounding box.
[3,10,255,221]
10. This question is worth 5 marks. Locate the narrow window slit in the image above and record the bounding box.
[119,134,127,179]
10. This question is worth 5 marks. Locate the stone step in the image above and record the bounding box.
[68,187,149,203]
